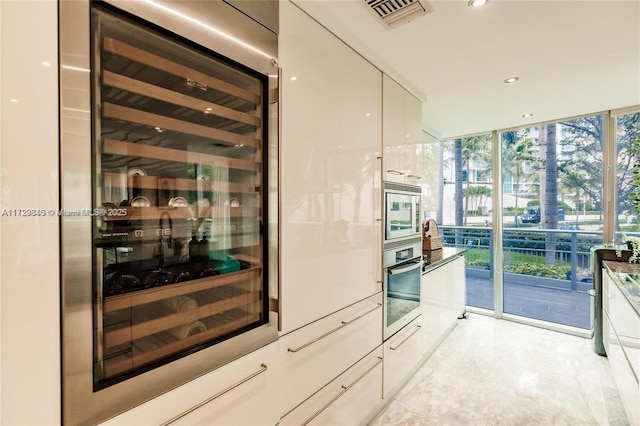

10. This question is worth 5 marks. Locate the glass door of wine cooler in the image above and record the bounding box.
[92,6,269,388]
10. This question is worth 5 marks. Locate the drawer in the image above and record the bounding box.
[383,315,423,398]
[101,342,280,426]
[280,347,383,426]
[279,293,383,414]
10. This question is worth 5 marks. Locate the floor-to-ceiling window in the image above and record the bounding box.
[500,116,605,329]
[613,110,640,242]
[429,106,639,332]
[433,134,494,311]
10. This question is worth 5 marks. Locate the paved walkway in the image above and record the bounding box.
[466,274,592,329]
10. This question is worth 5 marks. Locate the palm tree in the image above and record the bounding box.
[502,132,537,227]
[454,139,463,246]
[460,135,491,225]
[540,124,558,265]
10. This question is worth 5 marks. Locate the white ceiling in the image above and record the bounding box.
[291,0,640,139]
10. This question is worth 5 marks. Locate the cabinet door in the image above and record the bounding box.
[280,347,383,426]
[402,91,423,183]
[607,279,640,379]
[279,293,383,415]
[101,342,280,426]
[422,256,465,355]
[450,256,467,315]
[383,316,423,398]
[421,264,452,354]
[279,1,382,333]
[383,75,406,183]
[604,310,640,426]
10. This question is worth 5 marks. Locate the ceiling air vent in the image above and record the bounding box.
[366,0,434,29]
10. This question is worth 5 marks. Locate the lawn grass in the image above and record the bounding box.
[464,248,571,269]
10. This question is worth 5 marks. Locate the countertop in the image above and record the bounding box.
[603,260,640,316]
[422,247,467,274]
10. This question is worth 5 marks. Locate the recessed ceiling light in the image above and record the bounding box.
[10,98,18,103]
[504,76,519,84]
[289,76,297,81]
[468,0,488,7]
[42,61,51,67]
[522,113,533,118]
[365,113,371,117]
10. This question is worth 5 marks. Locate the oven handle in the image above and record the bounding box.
[388,260,422,275]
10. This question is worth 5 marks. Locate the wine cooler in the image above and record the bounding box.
[60,1,279,424]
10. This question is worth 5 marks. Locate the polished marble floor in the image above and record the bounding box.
[371,314,629,426]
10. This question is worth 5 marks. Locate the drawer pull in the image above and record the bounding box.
[301,356,382,426]
[387,169,404,176]
[390,324,421,351]
[161,363,268,425]
[406,174,422,180]
[287,303,382,353]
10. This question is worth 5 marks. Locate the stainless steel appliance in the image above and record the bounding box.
[60,1,279,424]
[383,241,422,340]
[383,181,422,249]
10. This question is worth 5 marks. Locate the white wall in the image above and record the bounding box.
[0,1,60,424]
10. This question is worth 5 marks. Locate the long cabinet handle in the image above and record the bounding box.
[287,303,382,353]
[277,66,283,332]
[390,324,422,351]
[406,174,422,180]
[301,356,383,426]
[386,169,404,176]
[161,363,268,425]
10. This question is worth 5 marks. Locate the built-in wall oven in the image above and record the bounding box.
[383,241,422,340]
[60,1,279,424]
[382,181,422,340]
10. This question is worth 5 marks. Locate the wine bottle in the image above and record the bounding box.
[199,233,209,261]
[188,233,199,261]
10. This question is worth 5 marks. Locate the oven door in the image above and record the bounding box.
[385,191,420,242]
[383,257,422,340]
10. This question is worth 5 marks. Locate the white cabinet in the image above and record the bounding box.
[0,1,61,424]
[279,0,382,334]
[422,255,466,356]
[383,316,423,398]
[279,293,383,415]
[603,267,640,426]
[280,347,383,426]
[382,74,423,184]
[604,309,639,426]
[100,342,280,426]
[451,256,467,316]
